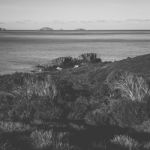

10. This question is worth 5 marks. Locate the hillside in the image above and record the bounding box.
[0,53,150,150]
[111,54,150,78]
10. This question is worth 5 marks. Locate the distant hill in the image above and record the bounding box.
[0,27,6,31]
[75,28,86,31]
[40,27,54,31]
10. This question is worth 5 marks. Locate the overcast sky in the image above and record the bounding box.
[0,0,150,30]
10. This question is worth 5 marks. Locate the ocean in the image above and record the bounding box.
[0,30,150,74]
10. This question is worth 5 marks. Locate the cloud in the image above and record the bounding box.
[15,20,36,24]
[126,19,150,23]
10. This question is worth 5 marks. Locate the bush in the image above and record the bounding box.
[8,74,58,122]
[0,121,30,132]
[135,120,150,133]
[51,56,76,68]
[13,74,57,100]
[107,71,150,102]
[79,53,101,63]
[84,103,110,125]
[0,92,15,120]
[144,142,150,150]
[108,99,148,127]
[31,130,53,149]
[31,130,70,150]
[68,96,89,120]
[111,135,139,150]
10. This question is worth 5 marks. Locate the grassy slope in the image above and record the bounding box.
[0,54,150,150]
[55,54,150,95]
[111,54,150,78]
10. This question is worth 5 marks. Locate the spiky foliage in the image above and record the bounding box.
[13,74,57,100]
[0,121,30,132]
[9,74,58,122]
[111,135,139,150]
[31,130,69,150]
[108,71,150,102]
[31,130,53,149]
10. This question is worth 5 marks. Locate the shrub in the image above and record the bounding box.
[0,92,15,120]
[13,74,57,100]
[135,120,150,133]
[0,121,30,132]
[108,99,148,127]
[51,56,76,68]
[68,96,89,120]
[144,142,150,150]
[111,135,139,150]
[108,71,150,102]
[84,103,110,125]
[79,53,101,63]
[31,130,70,150]
[31,130,53,149]
[9,74,58,122]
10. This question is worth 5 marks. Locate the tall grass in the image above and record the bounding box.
[31,130,69,150]
[111,135,139,150]
[13,74,57,100]
[31,130,53,149]
[109,71,150,102]
[0,121,30,132]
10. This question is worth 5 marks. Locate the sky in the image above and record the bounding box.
[0,0,150,30]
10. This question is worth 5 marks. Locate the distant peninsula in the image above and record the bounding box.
[39,27,54,31]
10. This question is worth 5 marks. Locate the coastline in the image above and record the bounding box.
[0,53,150,150]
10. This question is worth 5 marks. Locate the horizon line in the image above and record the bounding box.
[2,29,150,31]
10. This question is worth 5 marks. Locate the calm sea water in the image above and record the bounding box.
[0,30,150,74]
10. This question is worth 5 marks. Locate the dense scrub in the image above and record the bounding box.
[0,53,150,150]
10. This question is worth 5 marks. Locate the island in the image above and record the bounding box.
[75,28,87,31]
[0,27,6,31]
[39,27,54,31]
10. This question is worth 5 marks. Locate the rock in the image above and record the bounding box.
[74,65,79,68]
[56,67,62,71]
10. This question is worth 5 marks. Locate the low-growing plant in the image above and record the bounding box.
[79,53,101,63]
[108,71,150,102]
[13,74,57,100]
[135,120,150,133]
[0,121,30,132]
[111,135,139,150]
[144,142,150,150]
[31,130,53,149]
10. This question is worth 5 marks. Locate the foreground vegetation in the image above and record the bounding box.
[0,53,150,150]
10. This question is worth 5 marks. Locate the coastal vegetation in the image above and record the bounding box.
[0,53,150,150]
